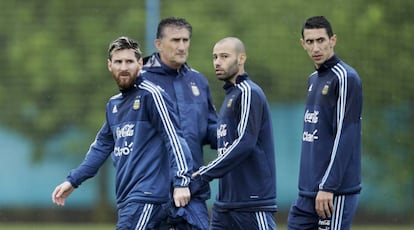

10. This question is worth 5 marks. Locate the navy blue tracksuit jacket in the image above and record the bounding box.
[199,73,277,211]
[67,77,192,208]
[299,54,362,197]
[140,53,218,200]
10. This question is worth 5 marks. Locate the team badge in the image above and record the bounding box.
[191,83,200,96]
[227,98,233,108]
[133,99,140,110]
[322,84,329,95]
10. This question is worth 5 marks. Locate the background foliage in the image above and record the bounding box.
[0,0,413,223]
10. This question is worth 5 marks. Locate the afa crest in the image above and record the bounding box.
[322,84,329,95]
[226,98,233,108]
[191,82,200,96]
[133,99,140,110]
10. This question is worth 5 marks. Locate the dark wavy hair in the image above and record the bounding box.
[156,17,192,39]
[108,36,142,60]
[301,16,334,38]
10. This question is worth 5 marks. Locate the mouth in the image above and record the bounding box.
[215,69,224,75]
[312,55,323,61]
[119,74,132,81]
[119,71,130,77]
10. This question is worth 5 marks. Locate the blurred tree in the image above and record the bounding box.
[0,0,146,221]
[0,0,413,221]
[161,0,414,218]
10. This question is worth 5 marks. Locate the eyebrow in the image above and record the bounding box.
[305,37,326,42]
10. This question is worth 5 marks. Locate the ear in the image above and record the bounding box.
[154,39,161,50]
[330,34,337,48]
[239,53,247,65]
[300,38,306,50]
[107,59,112,72]
[138,57,143,68]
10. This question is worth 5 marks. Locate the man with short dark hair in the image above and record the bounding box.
[287,16,363,230]
[141,17,218,230]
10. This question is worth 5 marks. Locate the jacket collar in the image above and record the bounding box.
[316,54,340,73]
[223,72,249,90]
[142,53,189,76]
[120,77,141,95]
[120,83,138,95]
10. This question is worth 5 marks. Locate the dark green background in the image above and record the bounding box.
[0,0,412,225]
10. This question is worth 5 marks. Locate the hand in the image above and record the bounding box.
[51,181,75,206]
[315,191,334,218]
[173,187,191,207]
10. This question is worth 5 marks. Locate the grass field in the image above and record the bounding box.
[0,224,413,230]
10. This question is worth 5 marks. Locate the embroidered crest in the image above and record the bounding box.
[322,84,329,95]
[191,83,200,96]
[226,98,233,108]
[133,99,140,110]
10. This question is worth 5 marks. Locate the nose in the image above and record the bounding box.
[213,59,221,67]
[120,61,129,70]
[311,43,320,52]
[177,40,186,50]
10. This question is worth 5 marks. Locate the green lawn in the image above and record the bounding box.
[0,224,413,230]
[0,224,112,230]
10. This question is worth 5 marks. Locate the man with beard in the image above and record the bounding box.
[193,37,277,230]
[52,36,192,230]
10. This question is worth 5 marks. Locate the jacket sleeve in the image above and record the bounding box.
[67,120,114,188]
[199,89,263,181]
[319,72,363,192]
[149,89,193,188]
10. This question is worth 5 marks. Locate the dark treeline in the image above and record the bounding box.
[0,0,412,220]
